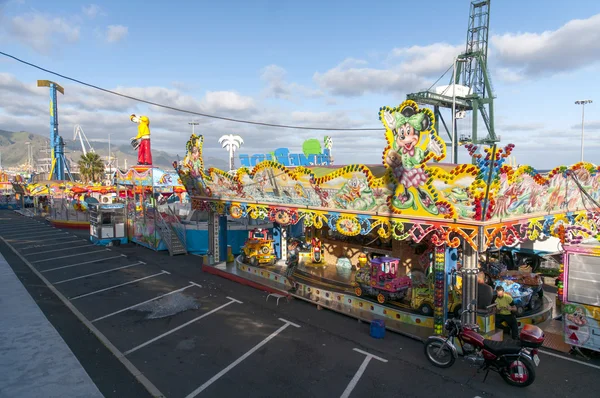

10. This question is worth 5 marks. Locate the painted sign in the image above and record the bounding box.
[239,147,332,167]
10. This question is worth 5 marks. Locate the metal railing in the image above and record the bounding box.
[167,206,187,249]
[155,209,174,253]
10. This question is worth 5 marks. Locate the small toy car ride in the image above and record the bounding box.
[354,256,411,304]
[240,228,276,267]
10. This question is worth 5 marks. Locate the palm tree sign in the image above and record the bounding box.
[218,134,244,171]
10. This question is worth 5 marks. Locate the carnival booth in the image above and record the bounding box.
[1,172,19,209]
[115,166,187,252]
[174,100,600,340]
[89,203,127,245]
[560,243,600,353]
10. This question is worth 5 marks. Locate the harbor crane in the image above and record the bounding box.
[73,125,95,156]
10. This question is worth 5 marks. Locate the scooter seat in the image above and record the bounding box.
[483,339,522,355]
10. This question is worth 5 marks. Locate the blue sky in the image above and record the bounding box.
[1,0,600,168]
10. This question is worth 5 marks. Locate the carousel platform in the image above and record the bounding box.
[204,257,559,343]
[203,258,435,341]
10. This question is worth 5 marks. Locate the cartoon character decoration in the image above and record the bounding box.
[563,304,591,346]
[333,176,375,210]
[130,114,153,165]
[380,101,445,215]
[183,135,204,178]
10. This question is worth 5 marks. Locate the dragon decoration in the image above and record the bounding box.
[174,100,600,251]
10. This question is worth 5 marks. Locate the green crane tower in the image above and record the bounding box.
[406,0,498,162]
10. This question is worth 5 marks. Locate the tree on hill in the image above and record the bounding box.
[78,152,105,183]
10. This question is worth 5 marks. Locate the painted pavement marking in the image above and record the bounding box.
[31,249,109,263]
[0,226,54,234]
[539,349,600,370]
[13,235,82,244]
[24,243,91,256]
[184,317,300,398]
[0,236,165,398]
[19,239,87,250]
[92,282,197,323]
[70,270,170,301]
[41,255,126,273]
[2,228,63,237]
[125,296,244,356]
[6,231,69,240]
[340,348,388,398]
[53,262,145,285]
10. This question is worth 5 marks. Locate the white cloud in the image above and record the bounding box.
[6,12,80,53]
[201,91,256,113]
[104,25,128,43]
[313,60,428,97]
[82,4,101,18]
[260,64,323,101]
[313,43,462,98]
[491,13,600,78]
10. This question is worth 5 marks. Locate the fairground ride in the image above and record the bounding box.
[37,79,73,181]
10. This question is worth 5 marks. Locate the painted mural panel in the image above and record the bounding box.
[174,100,600,224]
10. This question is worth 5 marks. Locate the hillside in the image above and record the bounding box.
[0,129,228,171]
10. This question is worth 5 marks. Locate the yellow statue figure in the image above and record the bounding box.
[130,114,152,165]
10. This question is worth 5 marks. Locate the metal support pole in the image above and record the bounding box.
[281,227,288,261]
[451,58,457,164]
[461,240,479,325]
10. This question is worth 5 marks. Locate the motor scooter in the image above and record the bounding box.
[424,300,545,387]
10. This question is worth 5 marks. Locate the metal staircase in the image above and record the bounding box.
[156,208,187,256]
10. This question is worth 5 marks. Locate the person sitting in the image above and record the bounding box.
[494,285,519,340]
[477,272,494,312]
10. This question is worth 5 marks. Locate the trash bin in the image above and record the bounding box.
[370,319,385,339]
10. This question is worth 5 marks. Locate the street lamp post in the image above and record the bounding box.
[575,100,592,163]
[108,132,118,177]
[189,121,199,135]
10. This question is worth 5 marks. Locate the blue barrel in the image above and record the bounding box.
[370,319,385,339]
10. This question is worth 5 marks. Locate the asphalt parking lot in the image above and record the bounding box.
[1,210,599,398]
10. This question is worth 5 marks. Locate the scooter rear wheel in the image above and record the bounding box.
[501,357,536,387]
[424,338,455,368]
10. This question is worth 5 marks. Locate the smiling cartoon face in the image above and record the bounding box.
[396,123,420,151]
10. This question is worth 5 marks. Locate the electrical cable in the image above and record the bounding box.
[0,51,384,132]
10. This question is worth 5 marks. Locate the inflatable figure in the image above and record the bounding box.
[130,114,153,165]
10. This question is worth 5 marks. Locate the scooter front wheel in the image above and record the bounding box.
[424,339,455,368]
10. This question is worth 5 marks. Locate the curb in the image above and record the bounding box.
[202,264,290,297]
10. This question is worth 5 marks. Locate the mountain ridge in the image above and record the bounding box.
[0,129,228,170]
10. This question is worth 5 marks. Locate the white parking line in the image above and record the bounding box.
[31,249,109,263]
[3,229,63,237]
[0,233,165,397]
[125,296,244,356]
[42,255,126,273]
[14,235,79,244]
[7,231,68,240]
[340,348,388,398]
[0,226,52,233]
[53,262,144,285]
[19,239,87,250]
[539,349,600,370]
[24,243,91,256]
[185,318,299,397]
[92,283,197,323]
[70,270,170,300]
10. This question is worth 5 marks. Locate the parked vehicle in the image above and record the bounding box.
[424,301,545,387]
